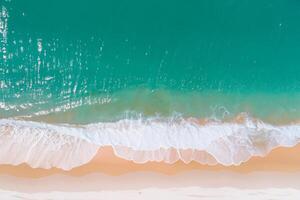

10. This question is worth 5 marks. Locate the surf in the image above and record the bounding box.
[1,115,299,170]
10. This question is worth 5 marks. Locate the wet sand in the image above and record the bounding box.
[1,144,300,178]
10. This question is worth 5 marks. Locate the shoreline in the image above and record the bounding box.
[1,144,300,178]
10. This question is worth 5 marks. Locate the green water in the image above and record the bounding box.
[1,0,300,123]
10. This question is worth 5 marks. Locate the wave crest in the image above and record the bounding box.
[0,117,299,170]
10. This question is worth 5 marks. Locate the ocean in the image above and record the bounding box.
[1,0,300,170]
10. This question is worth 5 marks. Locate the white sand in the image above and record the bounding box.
[1,171,300,199]
[1,187,300,200]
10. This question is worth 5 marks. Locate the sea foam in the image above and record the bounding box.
[0,117,300,170]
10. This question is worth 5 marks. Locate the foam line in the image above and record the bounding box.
[0,117,300,170]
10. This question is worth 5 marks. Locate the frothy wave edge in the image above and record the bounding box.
[0,117,299,170]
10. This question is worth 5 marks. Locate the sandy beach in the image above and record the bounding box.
[1,140,300,200]
[1,144,300,199]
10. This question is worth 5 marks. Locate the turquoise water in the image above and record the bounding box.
[1,0,300,123]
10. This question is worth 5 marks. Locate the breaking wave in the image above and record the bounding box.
[0,115,300,170]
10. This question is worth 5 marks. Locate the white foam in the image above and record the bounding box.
[0,117,300,170]
[0,120,98,170]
